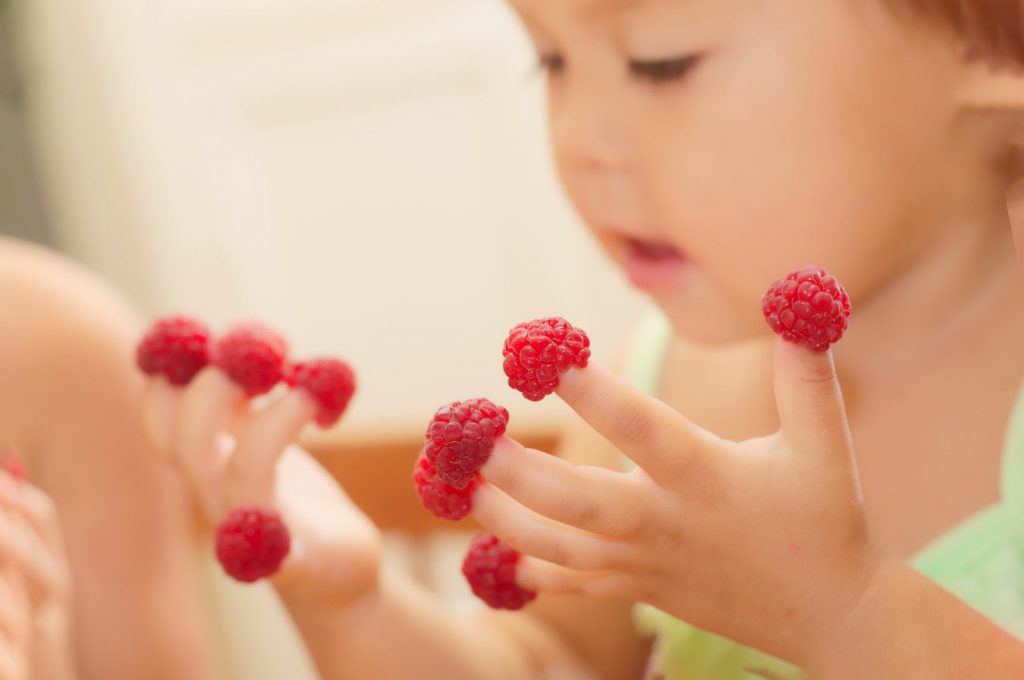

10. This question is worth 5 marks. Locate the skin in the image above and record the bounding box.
[143,0,1024,677]
[0,238,219,679]
[0,468,74,680]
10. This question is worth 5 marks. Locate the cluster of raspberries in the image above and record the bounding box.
[413,317,591,609]
[136,316,357,582]
[141,266,851,603]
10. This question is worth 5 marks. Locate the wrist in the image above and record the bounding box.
[799,550,892,673]
[803,557,1024,679]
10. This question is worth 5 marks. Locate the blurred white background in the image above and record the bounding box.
[0,5,658,677]
[11,0,651,439]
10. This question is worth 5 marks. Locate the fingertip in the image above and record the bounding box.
[772,335,837,385]
[282,386,320,422]
[479,436,524,477]
[771,336,850,453]
[194,365,244,398]
[514,555,541,592]
[468,482,504,526]
[553,363,594,401]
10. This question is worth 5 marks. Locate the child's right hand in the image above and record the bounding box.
[142,369,381,608]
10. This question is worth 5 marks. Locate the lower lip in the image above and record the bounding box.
[624,244,689,291]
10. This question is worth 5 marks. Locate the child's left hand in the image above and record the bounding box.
[474,337,880,669]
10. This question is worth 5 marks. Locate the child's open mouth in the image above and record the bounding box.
[624,237,688,291]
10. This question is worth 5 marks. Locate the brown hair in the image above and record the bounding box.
[890,0,1024,68]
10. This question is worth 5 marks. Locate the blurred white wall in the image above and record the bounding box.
[20,0,652,438]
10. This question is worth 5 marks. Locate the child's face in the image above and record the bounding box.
[509,0,981,342]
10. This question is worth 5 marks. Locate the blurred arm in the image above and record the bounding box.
[0,239,219,679]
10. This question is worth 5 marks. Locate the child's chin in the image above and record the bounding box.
[661,305,766,347]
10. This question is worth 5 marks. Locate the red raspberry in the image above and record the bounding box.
[413,453,476,521]
[215,506,290,583]
[462,533,536,610]
[762,267,852,353]
[212,324,288,396]
[424,399,509,490]
[286,359,357,428]
[503,317,590,401]
[136,316,211,385]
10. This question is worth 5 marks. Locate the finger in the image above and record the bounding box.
[480,437,643,537]
[0,474,61,547]
[0,506,63,601]
[175,368,247,518]
[0,567,31,659]
[516,557,633,600]
[141,378,183,456]
[0,478,71,597]
[771,337,852,455]
[4,482,66,565]
[0,569,23,634]
[472,484,632,571]
[224,390,317,509]
[0,569,29,680]
[555,363,715,482]
[0,508,36,575]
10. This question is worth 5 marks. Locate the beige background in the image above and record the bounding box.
[16,0,653,443]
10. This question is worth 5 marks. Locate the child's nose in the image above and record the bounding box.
[549,76,633,173]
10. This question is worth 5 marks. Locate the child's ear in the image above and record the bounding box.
[958,61,1024,112]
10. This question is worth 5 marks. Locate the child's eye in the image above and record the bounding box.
[628,55,700,83]
[537,53,566,76]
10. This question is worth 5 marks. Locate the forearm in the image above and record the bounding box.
[807,559,1024,679]
[279,567,588,680]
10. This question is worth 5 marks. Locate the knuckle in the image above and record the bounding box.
[619,408,655,446]
[792,360,838,389]
[585,573,632,599]
[566,496,599,529]
[615,505,644,538]
[544,541,570,568]
[566,539,613,571]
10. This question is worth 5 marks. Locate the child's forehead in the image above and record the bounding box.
[509,0,717,39]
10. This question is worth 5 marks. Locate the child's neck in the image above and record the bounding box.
[832,199,1024,557]
[836,200,1023,392]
